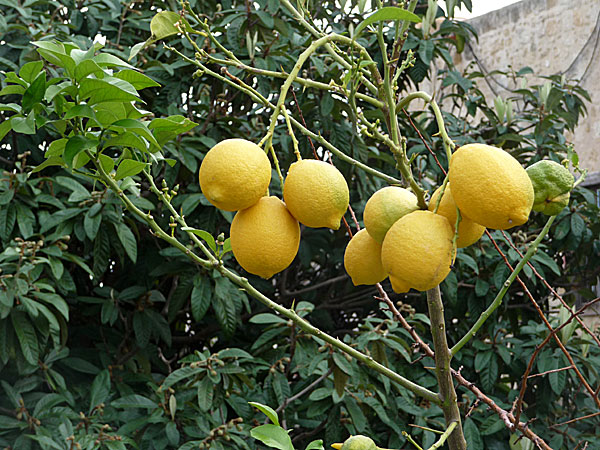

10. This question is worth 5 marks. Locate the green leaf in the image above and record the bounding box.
[22,72,46,112]
[475,278,489,297]
[249,313,286,325]
[250,425,293,450]
[570,213,585,237]
[191,279,212,322]
[89,369,111,412]
[15,203,34,239]
[344,396,367,432]
[464,418,484,450]
[64,104,98,122]
[0,118,12,142]
[11,114,35,134]
[11,311,38,365]
[181,227,217,253]
[112,394,157,409]
[197,375,214,412]
[116,223,137,263]
[64,135,97,168]
[31,156,65,173]
[74,59,104,81]
[133,311,151,348]
[354,7,420,38]
[150,11,187,41]
[98,154,115,174]
[305,440,324,450]
[45,138,68,158]
[33,292,69,320]
[115,70,160,90]
[213,291,237,338]
[249,402,280,426]
[149,115,197,146]
[19,61,44,83]
[115,159,148,181]
[79,78,140,105]
[109,118,159,149]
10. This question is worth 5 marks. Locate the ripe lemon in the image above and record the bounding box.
[283,159,349,230]
[381,210,454,292]
[199,139,271,211]
[526,160,574,215]
[448,143,534,230]
[229,196,300,279]
[389,275,412,294]
[340,435,376,450]
[428,184,486,248]
[343,229,387,286]
[363,186,419,243]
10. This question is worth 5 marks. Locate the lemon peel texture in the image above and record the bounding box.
[283,159,349,230]
[363,186,419,243]
[381,210,454,292]
[526,160,574,216]
[230,196,300,279]
[428,184,486,248]
[199,138,271,211]
[343,229,387,286]
[448,143,534,230]
[341,435,377,450]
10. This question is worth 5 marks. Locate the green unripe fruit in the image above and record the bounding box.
[341,435,377,450]
[526,160,574,216]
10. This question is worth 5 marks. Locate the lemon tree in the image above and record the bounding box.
[1,1,598,450]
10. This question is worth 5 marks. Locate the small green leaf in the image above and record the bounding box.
[11,114,35,134]
[250,424,293,450]
[64,135,97,168]
[22,72,46,112]
[65,104,97,122]
[197,376,214,412]
[112,394,157,409]
[19,60,44,83]
[191,280,212,322]
[116,223,137,263]
[354,7,420,38]
[115,159,148,181]
[115,70,160,90]
[249,402,280,426]
[150,11,188,41]
[89,369,111,412]
[181,227,217,253]
[31,156,65,173]
[11,311,39,365]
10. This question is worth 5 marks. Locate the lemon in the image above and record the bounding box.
[448,143,534,230]
[428,184,486,248]
[283,159,349,229]
[526,160,574,215]
[199,139,271,211]
[381,210,454,292]
[230,196,300,279]
[389,275,412,294]
[343,229,387,286]
[340,436,376,450]
[363,186,419,243]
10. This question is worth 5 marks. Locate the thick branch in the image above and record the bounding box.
[426,286,466,450]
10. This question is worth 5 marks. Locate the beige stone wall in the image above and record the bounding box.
[442,0,600,173]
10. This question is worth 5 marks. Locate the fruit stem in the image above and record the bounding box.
[426,286,467,450]
[396,92,455,164]
[450,215,557,357]
[187,56,402,185]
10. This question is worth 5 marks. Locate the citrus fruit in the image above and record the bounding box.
[343,229,387,286]
[229,196,300,279]
[381,210,454,292]
[448,143,534,230]
[428,184,486,248]
[389,275,412,294]
[340,435,377,450]
[199,139,271,211]
[526,160,574,215]
[283,159,349,230]
[363,186,419,243]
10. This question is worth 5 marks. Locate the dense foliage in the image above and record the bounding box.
[1,1,599,449]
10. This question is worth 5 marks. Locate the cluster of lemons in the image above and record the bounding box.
[199,139,349,279]
[199,139,573,292]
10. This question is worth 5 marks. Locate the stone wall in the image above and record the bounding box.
[449,0,600,178]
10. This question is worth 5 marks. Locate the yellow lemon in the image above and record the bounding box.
[448,143,534,230]
[381,210,454,292]
[389,275,412,294]
[230,196,300,279]
[363,186,419,243]
[283,159,349,230]
[428,184,486,248]
[199,139,271,211]
[343,229,387,286]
